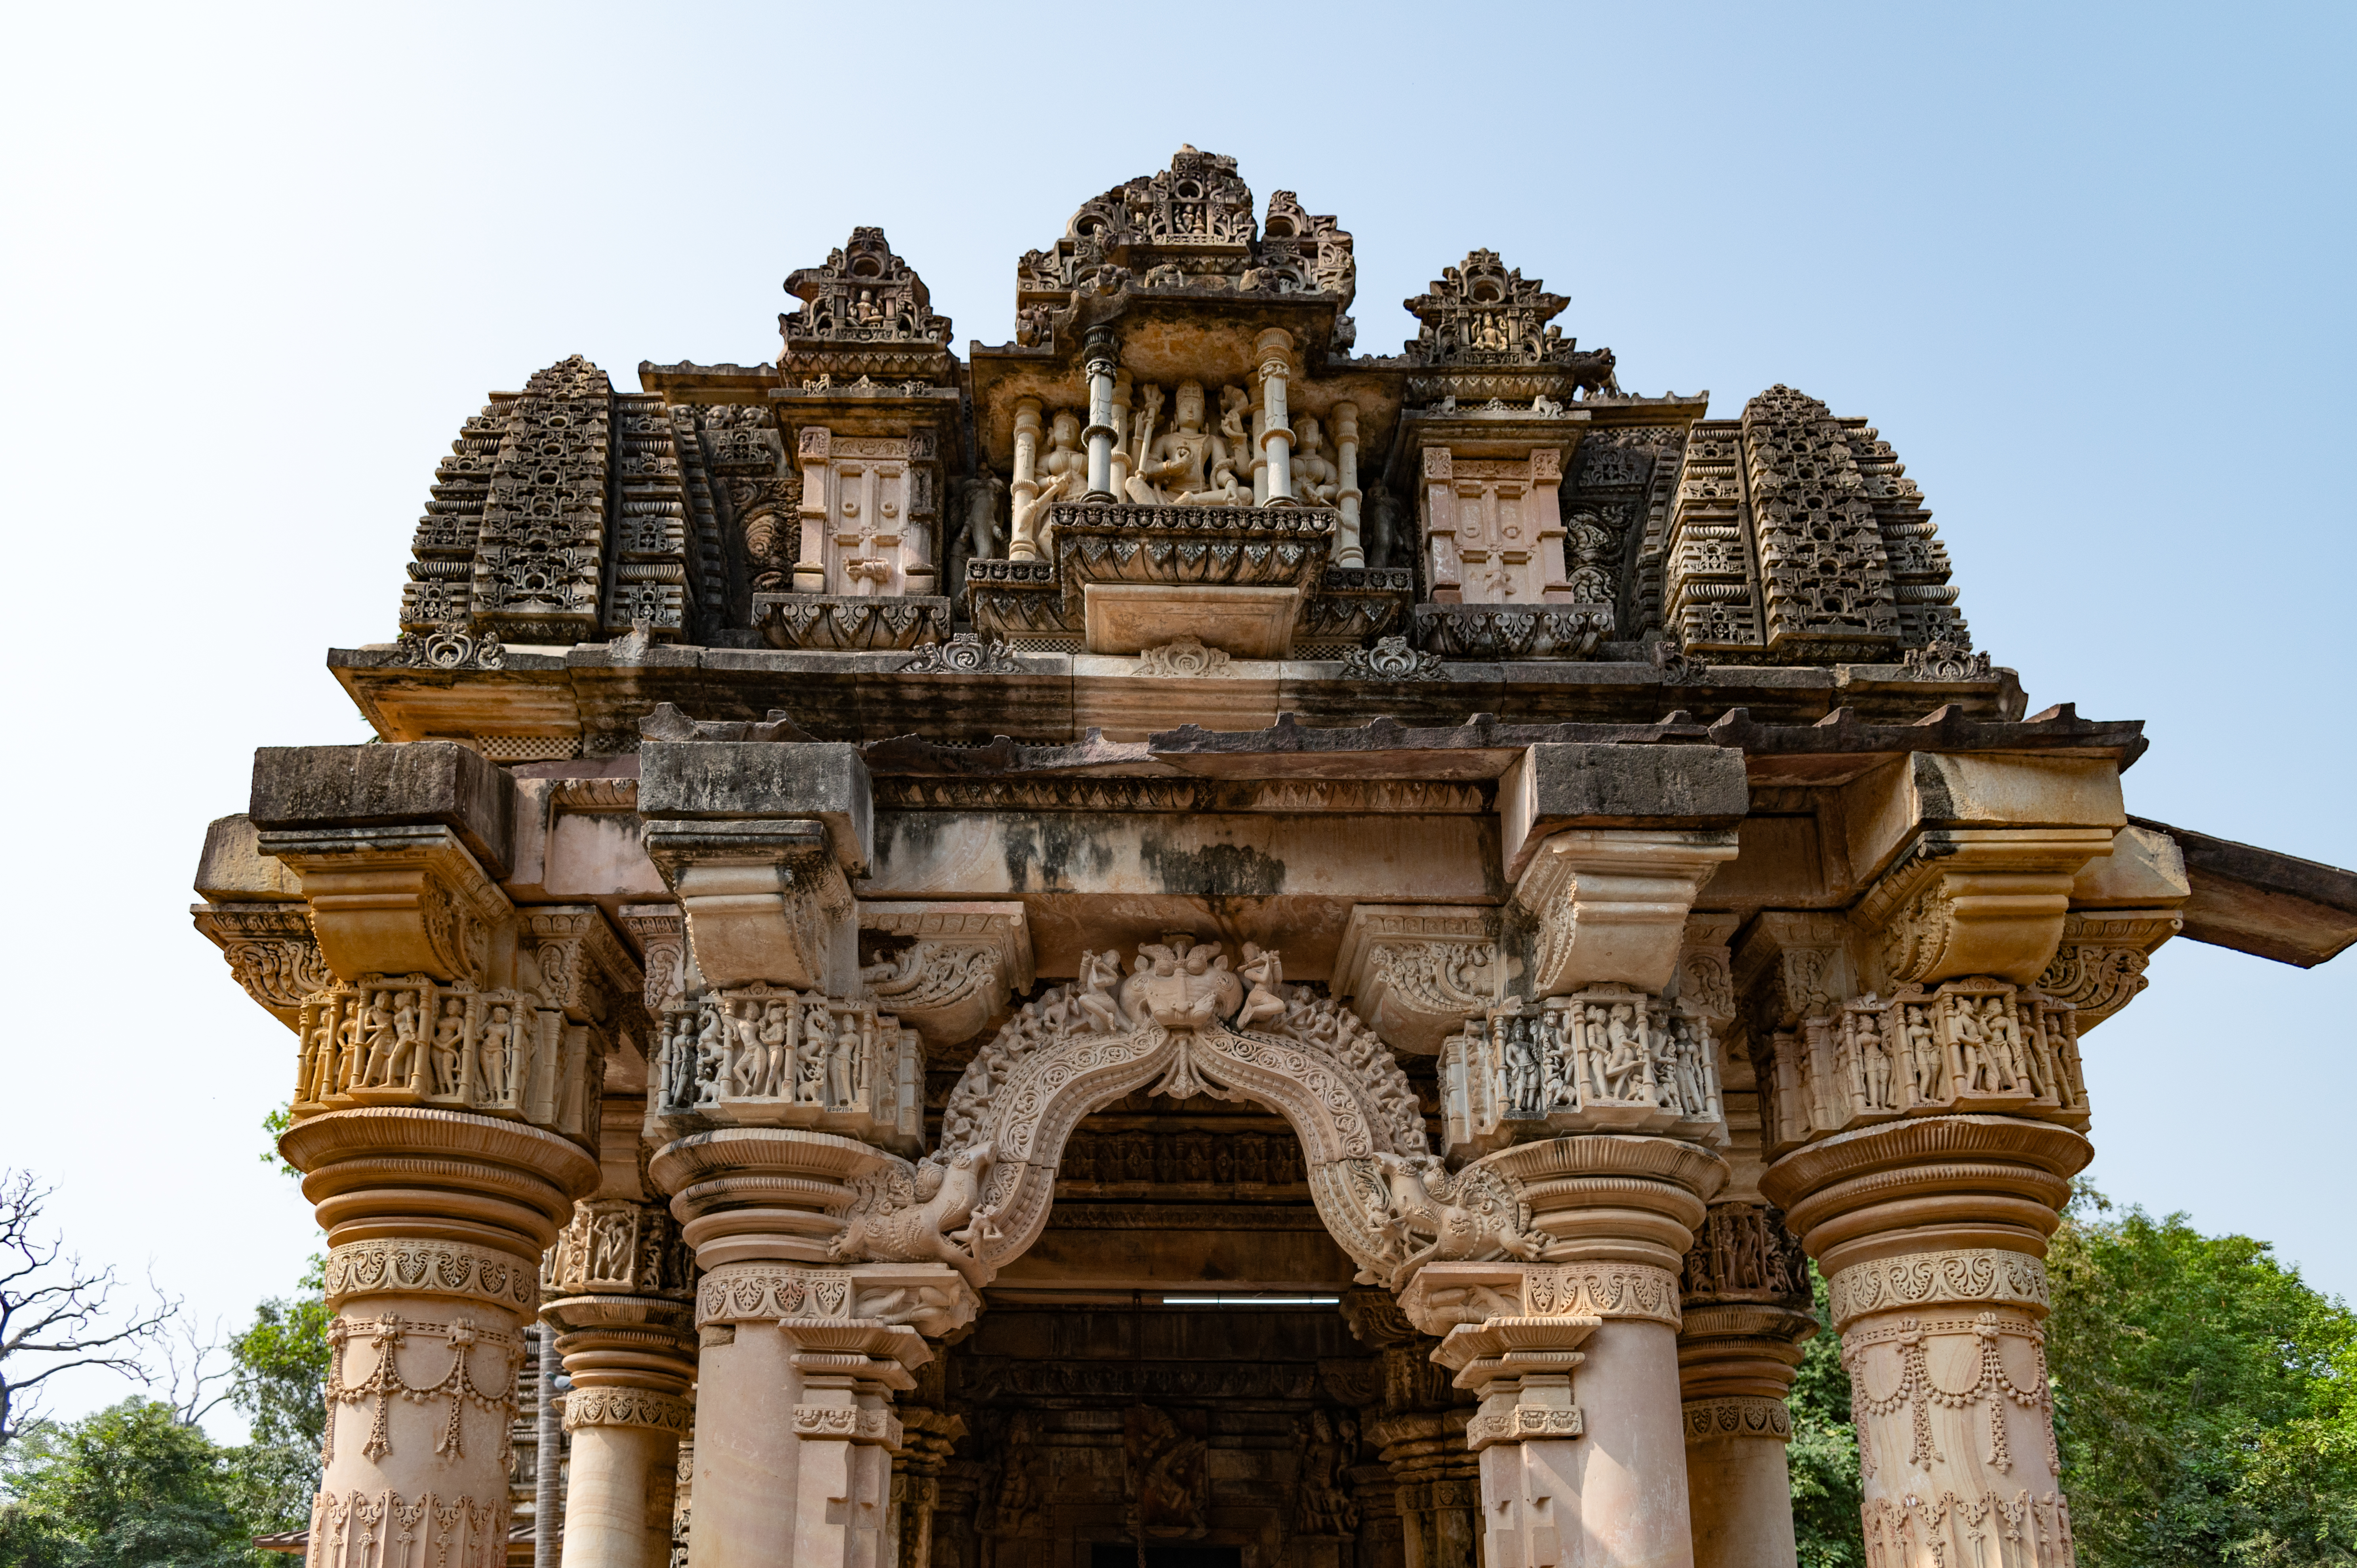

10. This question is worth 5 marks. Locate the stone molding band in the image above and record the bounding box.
[794,1404,901,1447]
[1682,1397,1794,1444]
[324,1237,539,1313]
[1526,1262,1683,1327]
[697,1263,864,1327]
[562,1387,694,1435]
[1466,1405,1583,1452]
[1825,1246,2049,1332]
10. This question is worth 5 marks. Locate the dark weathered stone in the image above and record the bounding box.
[638,741,871,872]
[248,740,514,876]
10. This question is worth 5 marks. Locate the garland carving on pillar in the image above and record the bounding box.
[310,1490,507,1568]
[322,1314,521,1467]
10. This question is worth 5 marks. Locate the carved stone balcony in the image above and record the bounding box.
[964,504,1409,656]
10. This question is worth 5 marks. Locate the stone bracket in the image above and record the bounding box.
[1334,904,1508,1055]
[257,823,512,985]
[856,901,1034,1046]
[1510,829,1742,997]
[643,819,857,994]
[1856,827,2117,986]
[191,900,328,1028]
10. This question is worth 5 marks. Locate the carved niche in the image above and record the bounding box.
[792,427,941,600]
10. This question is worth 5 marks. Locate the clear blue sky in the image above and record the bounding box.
[3,2,2349,1433]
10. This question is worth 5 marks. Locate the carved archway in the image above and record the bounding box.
[833,936,1540,1288]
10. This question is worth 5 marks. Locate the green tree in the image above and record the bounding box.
[1787,1262,1865,1567]
[0,1399,248,1568]
[2047,1188,2357,1566]
[219,1259,330,1539]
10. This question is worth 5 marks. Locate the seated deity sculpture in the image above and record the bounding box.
[1124,381,1215,505]
[1291,415,1339,505]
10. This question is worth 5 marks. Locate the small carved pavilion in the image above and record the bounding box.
[198,147,2357,1568]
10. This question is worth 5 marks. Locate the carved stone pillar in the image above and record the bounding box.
[1008,398,1043,560]
[1744,765,2118,1565]
[248,745,619,1564]
[1256,328,1297,505]
[1082,328,1118,502]
[1334,400,1364,565]
[1402,1133,1727,1568]
[290,1113,598,1565]
[1676,1202,1814,1568]
[1343,1289,1480,1568]
[547,1096,699,1568]
[1763,1119,2085,1566]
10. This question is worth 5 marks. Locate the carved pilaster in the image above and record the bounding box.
[619,905,688,1015]
[1333,904,1506,1055]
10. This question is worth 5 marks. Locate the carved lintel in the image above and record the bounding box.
[1511,829,1741,997]
[641,819,857,994]
[257,824,512,985]
[2037,908,2182,1029]
[1855,828,2117,987]
[191,901,330,1028]
[1334,905,1507,1055]
[856,901,1033,1046]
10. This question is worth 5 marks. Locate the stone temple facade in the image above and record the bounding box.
[195,148,2357,1568]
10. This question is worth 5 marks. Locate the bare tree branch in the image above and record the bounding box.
[0,1170,177,1444]
[143,1306,238,1429]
